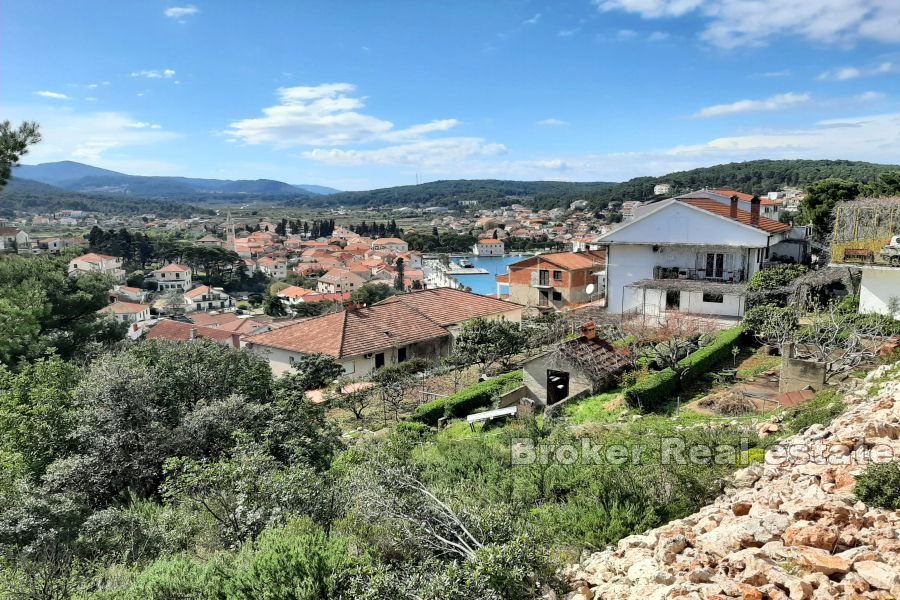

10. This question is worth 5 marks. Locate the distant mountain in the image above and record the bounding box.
[0,177,210,218]
[12,161,336,201]
[291,179,618,209]
[14,161,126,185]
[294,184,342,195]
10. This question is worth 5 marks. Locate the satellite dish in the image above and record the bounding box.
[586,284,595,295]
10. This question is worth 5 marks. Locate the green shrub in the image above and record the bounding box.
[624,326,745,410]
[746,264,807,291]
[784,389,844,433]
[412,371,522,425]
[854,462,900,509]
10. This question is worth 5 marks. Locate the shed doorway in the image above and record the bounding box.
[547,370,570,404]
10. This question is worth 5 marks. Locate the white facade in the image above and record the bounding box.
[184,287,234,312]
[68,253,126,280]
[653,183,672,196]
[600,201,779,319]
[859,268,900,318]
[473,239,505,256]
[152,266,193,291]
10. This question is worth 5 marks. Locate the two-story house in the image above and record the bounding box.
[496,250,606,311]
[317,268,366,294]
[68,252,126,281]
[0,227,30,252]
[183,285,234,312]
[97,301,152,324]
[152,264,193,291]
[257,256,288,279]
[371,237,408,253]
[473,238,505,256]
[599,195,798,320]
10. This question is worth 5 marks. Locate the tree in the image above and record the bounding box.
[282,353,344,391]
[790,303,895,382]
[328,378,373,420]
[263,292,287,317]
[394,258,406,291]
[372,363,416,422]
[0,120,41,188]
[803,178,861,241]
[742,305,799,349]
[451,318,527,374]
[0,254,125,364]
[863,170,900,197]
[350,282,395,306]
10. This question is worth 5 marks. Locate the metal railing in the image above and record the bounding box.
[652,266,745,283]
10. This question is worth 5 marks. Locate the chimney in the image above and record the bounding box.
[231,333,241,348]
[189,327,197,340]
[581,321,597,340]
[750,195,761,226]
[729,195,739,219]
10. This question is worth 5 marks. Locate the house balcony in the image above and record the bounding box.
[530,272,554,288]
[652,266,745,284]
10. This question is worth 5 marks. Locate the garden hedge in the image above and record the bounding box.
[412,371,523,425]
[624,325,746,410]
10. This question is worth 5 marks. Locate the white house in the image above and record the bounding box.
[183,285,234,312]
[98,301,152,324]
[152,264,193,291]
[257,256,288,279]
[598,195,799,320]
[473,238,505,256]
[0,226,30,252]
[653,183,672,196]
[68,252,126,281]
[371,237,408,252]
[317,268,366,294]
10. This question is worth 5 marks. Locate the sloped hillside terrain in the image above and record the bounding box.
[564,363,900,600]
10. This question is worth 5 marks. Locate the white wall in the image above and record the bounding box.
[860,269,900,318]
[607,245,655,314]
[600,201,770,247]
[681,290,745,317]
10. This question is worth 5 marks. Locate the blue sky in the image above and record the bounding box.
[3,0,900,190]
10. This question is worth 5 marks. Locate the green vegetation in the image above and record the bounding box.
[746,264,808,291]
[0,120,41,189]
[413,371,523,425]
[782,390,845,434]
[625,326,745,410]
[854,462,900,509]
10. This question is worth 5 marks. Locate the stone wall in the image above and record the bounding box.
[780,342,828,393]
[563,363,900,599]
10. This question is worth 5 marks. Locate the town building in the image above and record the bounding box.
[151,264,193,291]
[183,285,234,312]
[496,250,606,311]
[68,252,126,280]
[97,301,152,324]
[256,256,288,279]
[195,235,224,247]
[246,288,523,376]
[599,195,801,320]
[317,268,366,294]
[145,319,241,348]
[653,183,672,196]
[0,227,31,252]
[371,237,409,252]
[674,188,784,219]
[473,238,505,256]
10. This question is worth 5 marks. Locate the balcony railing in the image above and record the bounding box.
[653,266,745,283]
[530,272,553,287]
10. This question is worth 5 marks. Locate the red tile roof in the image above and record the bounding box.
[157,263,191,273]
[246,302,449,358]
[679,198,791,234]
[74,252,118,264]
[100,301,150,314]
[509,250,607,271]
[376,287,523,326]
[146,319,239,347]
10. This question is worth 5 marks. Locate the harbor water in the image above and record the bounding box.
[450,255,525,296]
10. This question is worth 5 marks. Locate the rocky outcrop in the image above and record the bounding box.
[564,364,900,600]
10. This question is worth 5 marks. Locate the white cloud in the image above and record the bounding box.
[753,69,792,78]
[819,61,896,80]
[536,118,569,126]
[303,138,507,168]
[164,5,199,19]
[855,91,886,101]
[1,105,179,166]
[558,28,579,37]
[648,30,670,41]
[34,91,70,100]
[131,69,176,79]
[695,92,811,118]
[597,0,900,48]
[226,83,466,147]
[523,13,541,25]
